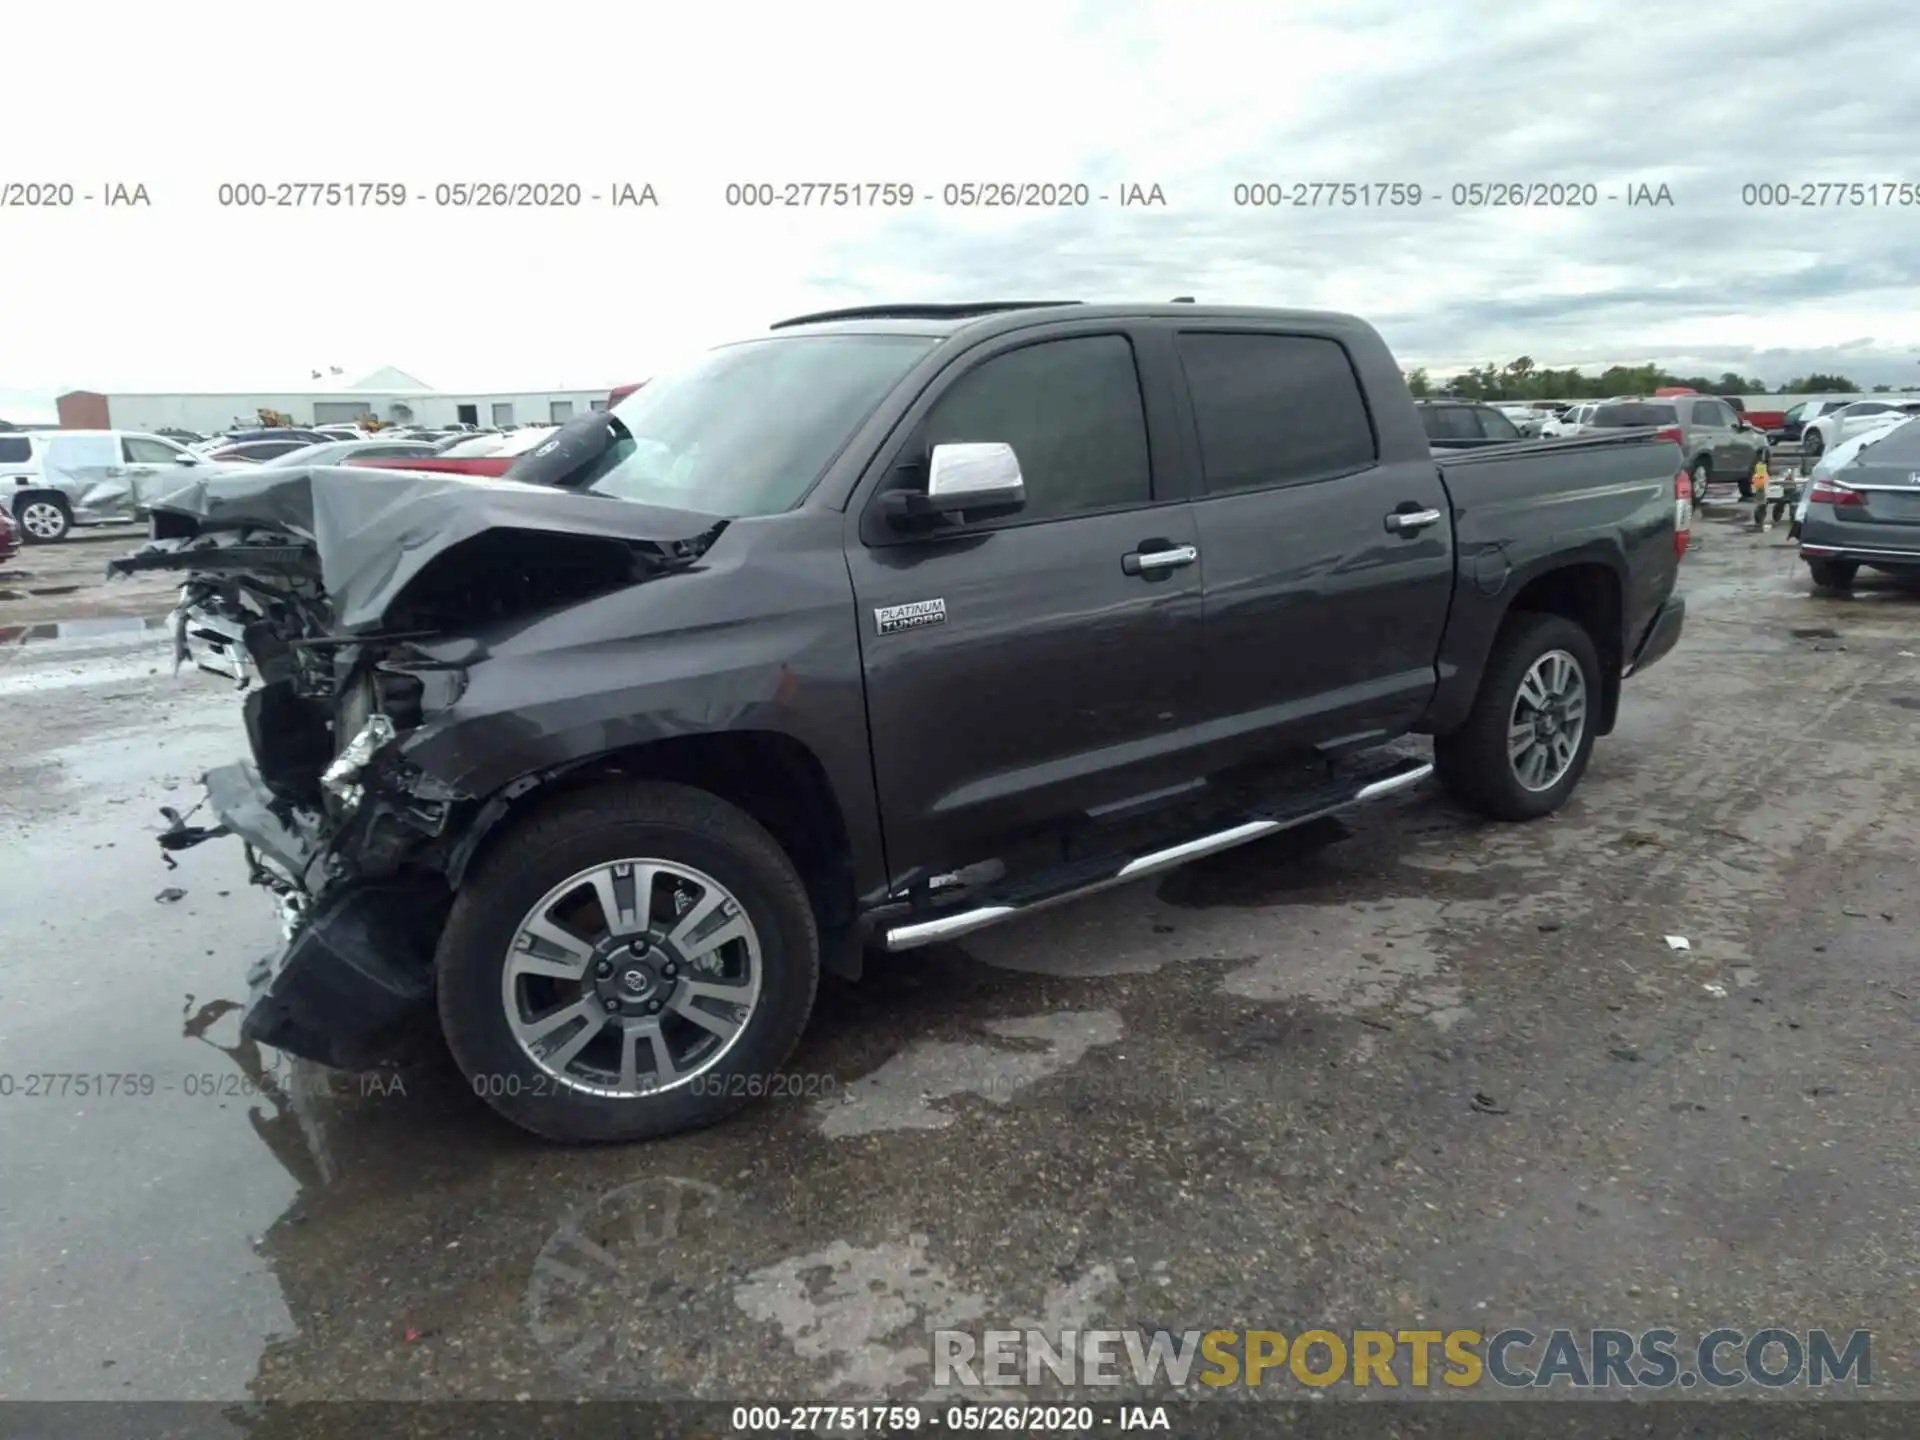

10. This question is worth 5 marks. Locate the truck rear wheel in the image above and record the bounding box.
[437,780,820,1144]
[1434,612,1601,821]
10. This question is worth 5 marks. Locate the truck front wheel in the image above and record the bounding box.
[437,780,820,1143]
[1435,612,1602,821]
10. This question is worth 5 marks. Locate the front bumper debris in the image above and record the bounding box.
[163,759,446,1070]
[238,881,441,1069]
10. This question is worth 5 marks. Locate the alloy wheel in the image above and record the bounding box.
[1507,649,1588,793]
[501,859,762,1097]
[18,501,68,540]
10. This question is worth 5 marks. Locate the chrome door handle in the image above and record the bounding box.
[1384,508,1442,534]
[1123,543,1198,576]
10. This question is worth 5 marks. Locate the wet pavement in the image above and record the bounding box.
[1,509,1917,1406]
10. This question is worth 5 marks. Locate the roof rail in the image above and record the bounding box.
[769,301,1082,330]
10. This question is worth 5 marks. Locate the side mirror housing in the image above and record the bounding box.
[882,442,1026,528]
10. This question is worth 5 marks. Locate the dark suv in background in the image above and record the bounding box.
[1587,396,1769,499]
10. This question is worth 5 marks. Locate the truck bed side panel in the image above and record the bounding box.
[1419,434,1681,735]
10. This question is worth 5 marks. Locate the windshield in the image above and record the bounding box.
[580,334,938,515]
[1590,402,1678,428]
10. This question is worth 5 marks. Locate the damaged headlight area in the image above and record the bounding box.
[114,465,730,1070]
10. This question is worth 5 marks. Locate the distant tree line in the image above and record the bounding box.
[1403,356,1875,402]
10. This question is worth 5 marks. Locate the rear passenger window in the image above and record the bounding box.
[1689,401,1723,425]
[0,436,30,464]
[1422,406,1479,441]
[1175,333,1376,492]
[921,335,1153,522]
[1475,408,1520,440]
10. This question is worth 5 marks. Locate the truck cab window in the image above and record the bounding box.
[921,335,1153,522]
[1175,332,1377,490]
[1475,407,1520,440]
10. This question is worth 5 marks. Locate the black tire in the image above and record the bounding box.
[1806,559,1857,593]
[1689,457,1713,502]
[1802,430,1824,461]
[437,780,820,1144]
[1434,611,1602,822]
[14,492,72,544]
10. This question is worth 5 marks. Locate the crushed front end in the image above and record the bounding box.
[111,466,725,1069]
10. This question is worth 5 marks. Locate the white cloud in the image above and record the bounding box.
[5,0,1918,405]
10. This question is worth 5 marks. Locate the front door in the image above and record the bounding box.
[1169,328,1455,768]
[846,330,1205,886]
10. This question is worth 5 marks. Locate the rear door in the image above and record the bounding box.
[846,327,1207,883]
[41,433,122,516]
[1171,327,1454,768]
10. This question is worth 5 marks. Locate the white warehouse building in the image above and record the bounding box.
[56,366,615,435]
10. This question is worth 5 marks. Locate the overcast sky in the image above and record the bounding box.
[5,0,1918,418]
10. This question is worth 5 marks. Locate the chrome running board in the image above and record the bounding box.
[881,759,1433,952]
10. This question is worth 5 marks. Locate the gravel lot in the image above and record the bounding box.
[1,505,1915,1420]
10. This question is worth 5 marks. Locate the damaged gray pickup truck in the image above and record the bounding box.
[113,301,1690,1144]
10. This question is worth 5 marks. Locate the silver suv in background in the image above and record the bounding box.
[1586,396,1769,500]
[3,429,207,542]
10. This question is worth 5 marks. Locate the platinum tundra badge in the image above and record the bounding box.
[874,598,947,636]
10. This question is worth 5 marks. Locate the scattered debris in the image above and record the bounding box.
[1469,1092,1509,1116]
[154,887,186,904]
[1664,935,1691,951]
[1609,1046,1640,1063]
[1792,627,1841,640]
[1842,908,1868,918]
[1537,921,1561,933]
[1702,982,1729,999]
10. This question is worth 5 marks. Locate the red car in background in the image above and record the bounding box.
[345,425,561,479]
[1655,387,1787,434]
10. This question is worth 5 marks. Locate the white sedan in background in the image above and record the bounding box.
[1541,403,1597,439]
[1800,400,1920,460]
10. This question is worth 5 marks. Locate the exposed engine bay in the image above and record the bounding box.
[108,465,727,1066]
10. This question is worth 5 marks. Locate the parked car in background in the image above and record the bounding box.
[156,427,208,446]
[1417,400,1527,449]
[1799,400,1915,461]
[1541,403,1598,439]
[1767,399,1855,447]
[192,428,335,454]
[5,429,205,542]
[1722,397,1787,433]
[253,438,446,469]
[346,425,561,478]
[120,299,1690,1143]
[1798,417,1920,592]
[1789,424,1900,540]
[1486,403,1544,438]
[205,439,322,464]
[1587,396,1768,500]
[0,504,18,563]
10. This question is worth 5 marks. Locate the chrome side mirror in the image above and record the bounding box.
[883,441,1027,528]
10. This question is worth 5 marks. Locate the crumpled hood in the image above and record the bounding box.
[109,464,727,632]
